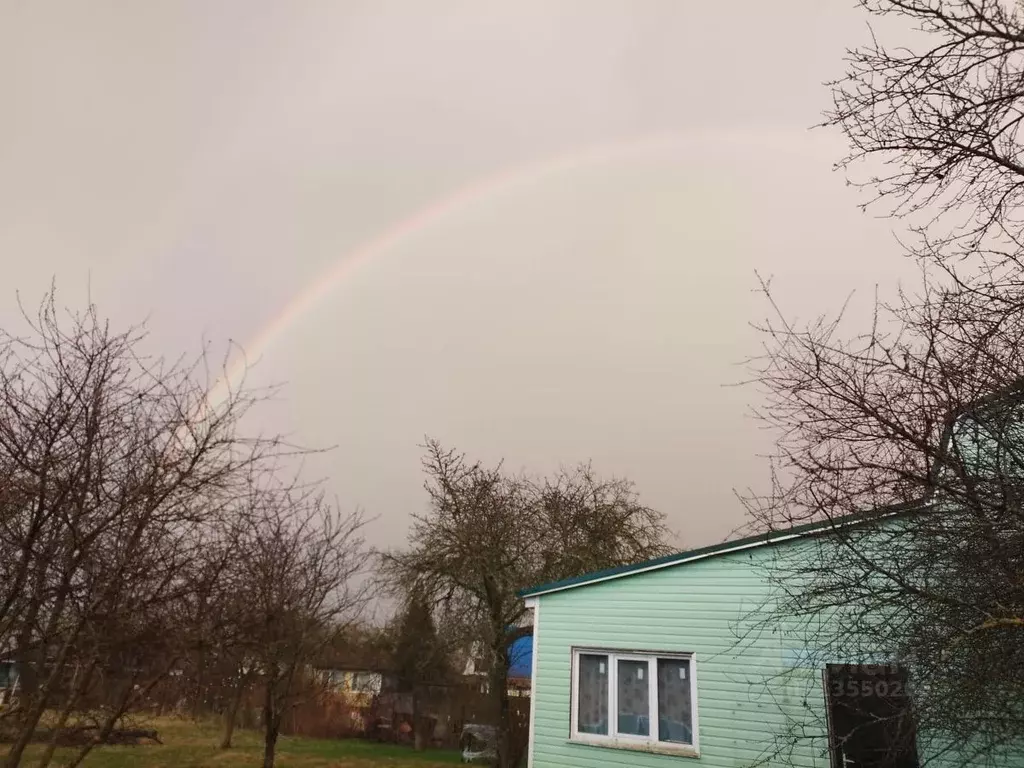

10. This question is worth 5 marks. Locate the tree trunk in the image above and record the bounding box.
[191,646,206,720]
[64,665,170,768]
[63,707,122,768]
[263,724,279,768]
[263,721,279,768]
[3,628,81,768]
[220,678,246,749]
[262,678,279,768]
[13,628,38,713]
[36,662,95,768]
[412,685,425,751]
[488,654,512,768]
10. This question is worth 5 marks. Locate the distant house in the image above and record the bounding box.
[323,668,385,695]
[312,628,398,705]
[313,663,395,707]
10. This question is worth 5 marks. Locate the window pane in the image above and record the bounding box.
[577,654,608,735]
[657,658,693,744]
[617,659,650,736]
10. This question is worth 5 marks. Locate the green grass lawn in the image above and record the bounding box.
[0,717,464,768]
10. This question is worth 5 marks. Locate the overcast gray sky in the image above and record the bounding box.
[1,1,917,551]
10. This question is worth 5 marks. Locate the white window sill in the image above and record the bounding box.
[568,736,699,759]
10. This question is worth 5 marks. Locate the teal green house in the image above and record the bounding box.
[520,516,1022,768]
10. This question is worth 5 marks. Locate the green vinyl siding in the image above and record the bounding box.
[530,533,1024,768]
[531,542,830,768]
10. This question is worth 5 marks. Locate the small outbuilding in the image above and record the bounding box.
[520,515,1022,768]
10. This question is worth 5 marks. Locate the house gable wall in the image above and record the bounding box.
[530,540,829,768]
[530,527,1024,768]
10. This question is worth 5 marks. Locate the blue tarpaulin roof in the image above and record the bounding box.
[508,634,533,678]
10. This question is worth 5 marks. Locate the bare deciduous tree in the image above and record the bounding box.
[230,484,369,768]
[739,5,1024,761]
[381,439,670,768]
[0,289,341,768]
[746,272,1024,762]
[828,0,1024,262]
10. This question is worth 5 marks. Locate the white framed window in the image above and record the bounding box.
[570,648,698,757]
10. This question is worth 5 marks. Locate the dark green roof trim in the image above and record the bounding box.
[519,502,923,599]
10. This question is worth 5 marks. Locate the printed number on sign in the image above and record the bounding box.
[831,679,904,697]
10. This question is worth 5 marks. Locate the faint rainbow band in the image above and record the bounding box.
[207,127,804,405]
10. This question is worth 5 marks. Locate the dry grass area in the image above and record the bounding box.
[0,717,463,768]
